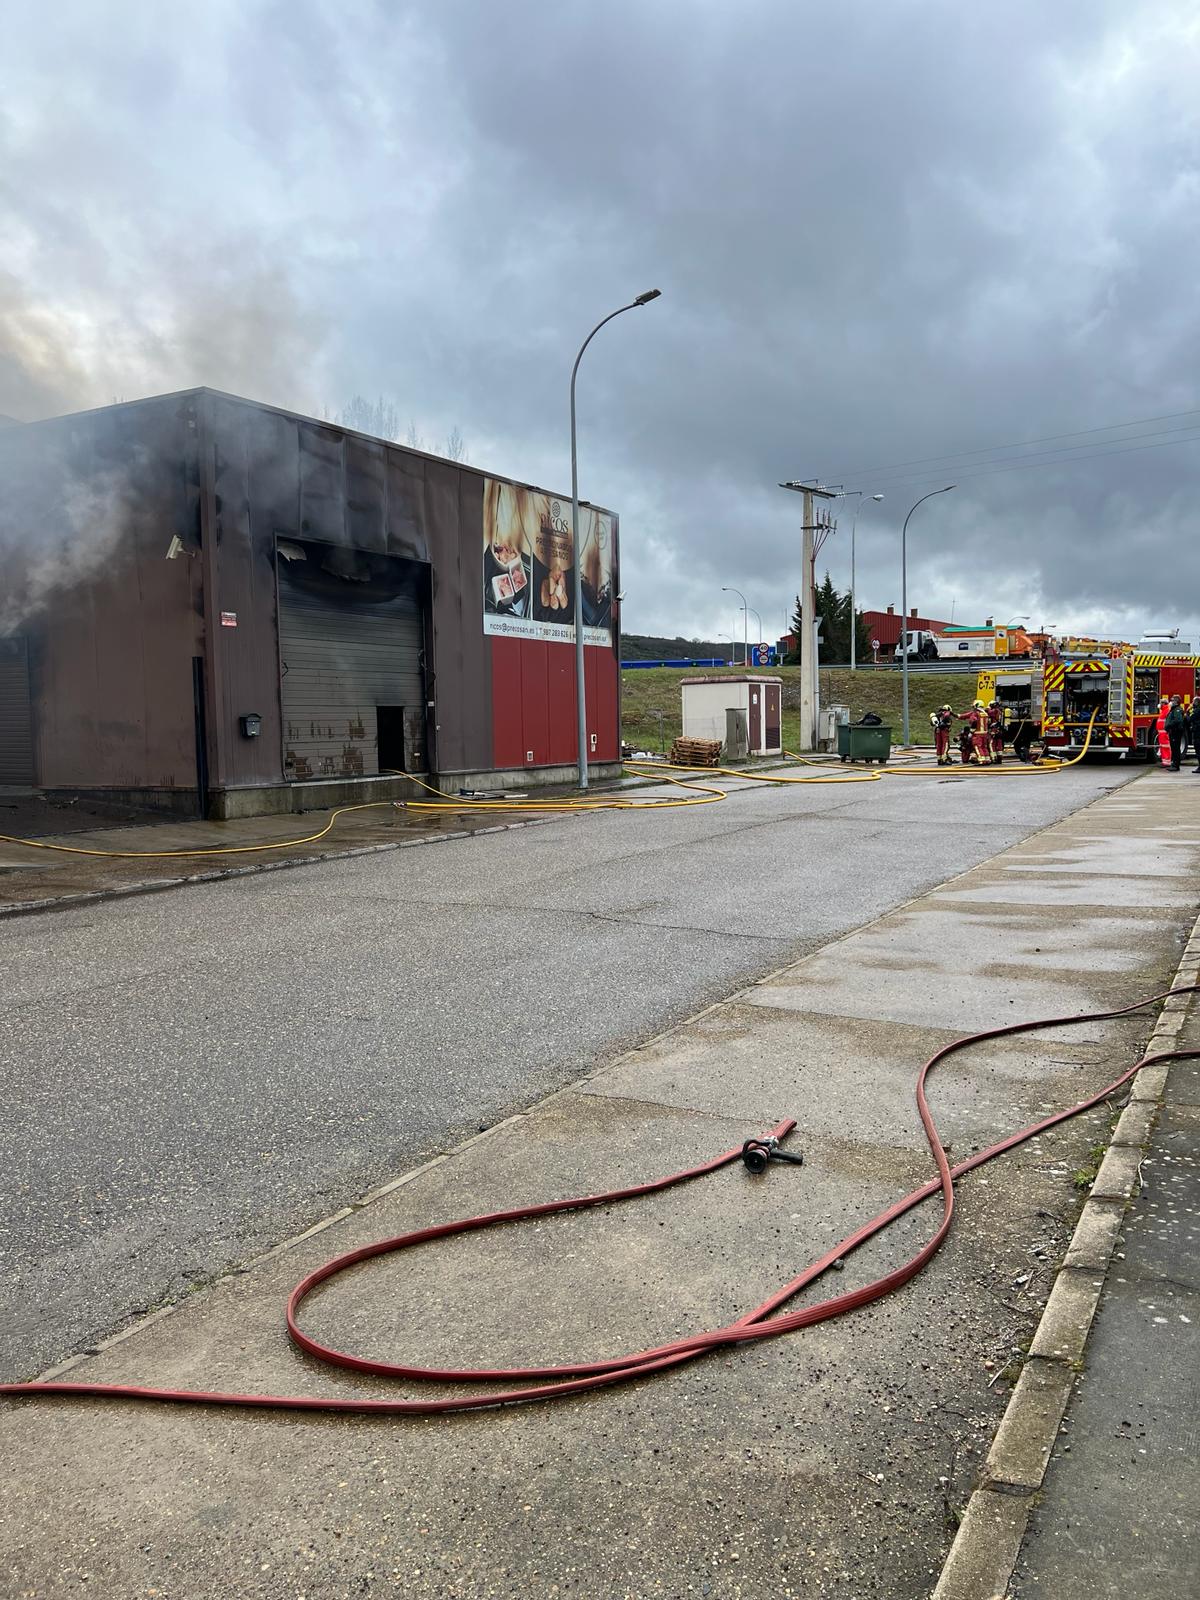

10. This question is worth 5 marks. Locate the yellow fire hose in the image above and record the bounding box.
[788,708,1101,776]
[0,712,1104,861]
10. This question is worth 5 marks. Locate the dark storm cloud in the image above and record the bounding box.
[2,0,1197,644]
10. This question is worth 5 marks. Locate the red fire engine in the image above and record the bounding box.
[982,642,1199,759]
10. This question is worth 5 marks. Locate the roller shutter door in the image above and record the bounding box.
[0,637,34,784]
[278,570,423,780]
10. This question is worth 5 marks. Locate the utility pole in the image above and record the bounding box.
[781,480,836,750]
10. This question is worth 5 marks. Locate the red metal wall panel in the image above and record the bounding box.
[489,636,620,770]
[519,640,550,767]
[545,641,576,766]
[590,646,619,760]
[490,635,525,769]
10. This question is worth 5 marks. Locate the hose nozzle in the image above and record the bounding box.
[741,1136,805,1175]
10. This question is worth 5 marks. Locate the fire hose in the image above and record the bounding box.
[0,713,1101,855]
[2,983,1196,1417]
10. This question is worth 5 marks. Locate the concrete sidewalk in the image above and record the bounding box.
[1,771,1198,1598]
[1008,1003,1200,1596]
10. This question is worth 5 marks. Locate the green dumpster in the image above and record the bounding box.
[837,722,892,763]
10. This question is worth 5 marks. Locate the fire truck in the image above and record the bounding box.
[980,642,1200,758]
[1131,651,1200,756]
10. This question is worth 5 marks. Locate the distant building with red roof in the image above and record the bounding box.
[777,605,953,662]
[860,606,952,659]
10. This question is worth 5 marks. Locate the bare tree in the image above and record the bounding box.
[338,395,400,440]
[336,401,466,462]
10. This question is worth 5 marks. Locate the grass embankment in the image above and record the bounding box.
[620,666,982,753]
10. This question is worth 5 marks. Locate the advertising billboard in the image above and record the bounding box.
[483,478,614,646]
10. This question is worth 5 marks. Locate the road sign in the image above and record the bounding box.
[870,637,880,650]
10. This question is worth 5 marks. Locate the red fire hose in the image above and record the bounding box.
[2,985,1197,1416]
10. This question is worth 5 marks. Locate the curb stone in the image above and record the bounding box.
[930,911,1200,1600]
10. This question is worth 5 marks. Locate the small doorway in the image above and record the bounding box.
[377,706,427,773]
[377,706,407,773]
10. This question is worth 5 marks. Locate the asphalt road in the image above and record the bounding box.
[0,762,1134,1382]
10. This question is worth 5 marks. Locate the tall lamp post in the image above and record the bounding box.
[841,492,884,670]
[900,485,956,747]
[571,289,661,790]
[749,607,763,663]
[722,585,748,667]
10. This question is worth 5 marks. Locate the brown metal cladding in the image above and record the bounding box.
[201,390,492,782]
[0,394,203,792]
[3,386,610,798]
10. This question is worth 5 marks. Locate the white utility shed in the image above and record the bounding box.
[680,675,783,755]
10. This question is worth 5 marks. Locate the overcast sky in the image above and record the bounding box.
[3,0,1198,649]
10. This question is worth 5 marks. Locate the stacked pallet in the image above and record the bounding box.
[669,736,723,767]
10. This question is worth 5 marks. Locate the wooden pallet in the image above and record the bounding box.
[670,736,723,768]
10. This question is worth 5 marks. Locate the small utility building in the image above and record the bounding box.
[0,389,621,815]
[681,675,783,756]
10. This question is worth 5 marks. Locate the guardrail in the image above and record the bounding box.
[836,658,1042,674]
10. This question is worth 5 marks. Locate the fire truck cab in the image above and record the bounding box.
[980,645,1135,755]
[1132,653,1200,756]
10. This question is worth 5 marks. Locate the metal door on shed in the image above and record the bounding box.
[0,636,34,784]
[277,557,424,780]
[764,683,781,749]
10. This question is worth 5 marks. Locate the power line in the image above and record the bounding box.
[819,405,1200,482]
[844,428,1200,498]
[854,422,1200,493]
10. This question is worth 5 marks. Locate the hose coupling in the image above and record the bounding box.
[741,1136,804,1175]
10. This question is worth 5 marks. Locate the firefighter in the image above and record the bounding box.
[1011,716,1037,763]
[1164,695,1186,770]
[958,724,974,764]
[987,700,1004,763]
[929,704,954,765]
[959,700,991,764]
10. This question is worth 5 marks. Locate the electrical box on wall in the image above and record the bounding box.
[240,713,262,738]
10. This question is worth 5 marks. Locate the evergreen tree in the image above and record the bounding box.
[785,577,873,664]
[787,594,804,663]
[815,572,842,663]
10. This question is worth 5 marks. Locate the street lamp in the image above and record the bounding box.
[722,585,748,666]
[749,607,763,662]
[900,486,956,747]
[571,288,662,790]
[837,491,884,671]
[1006,615,1029,626]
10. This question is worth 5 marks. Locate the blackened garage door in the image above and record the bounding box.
[276,545,425,780]
[0,636,34,784]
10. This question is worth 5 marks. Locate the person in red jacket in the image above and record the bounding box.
[959,701,991,765]
[929,704,954,765]
[987,700,1004,763]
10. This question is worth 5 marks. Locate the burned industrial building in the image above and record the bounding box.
[0,389,621,815]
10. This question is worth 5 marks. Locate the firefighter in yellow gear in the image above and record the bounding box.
[959,700,992,765]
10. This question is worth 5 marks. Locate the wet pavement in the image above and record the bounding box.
[1,769,1197,1597]
[1011,1004,1200,1597]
